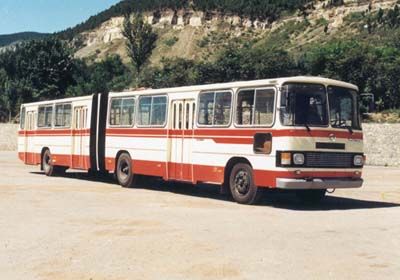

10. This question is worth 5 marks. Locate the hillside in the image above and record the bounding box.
[70,0,398,65]
[57,0,309,40]
[0,32,49,47]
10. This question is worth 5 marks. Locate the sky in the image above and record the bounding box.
[0,0,121,35]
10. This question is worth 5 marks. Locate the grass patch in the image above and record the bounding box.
[164,36,179,47]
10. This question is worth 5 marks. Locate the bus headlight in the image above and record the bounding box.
[293,153,305,165]
[354,155,364,166]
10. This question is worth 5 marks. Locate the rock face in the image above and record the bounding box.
[363,123,400,167]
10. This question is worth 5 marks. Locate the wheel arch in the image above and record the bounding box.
[114,150,131,172]
[222,157,253,191]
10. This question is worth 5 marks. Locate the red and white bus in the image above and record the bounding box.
[18,76,364,204]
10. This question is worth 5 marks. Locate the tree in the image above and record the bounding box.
[122,13,157,72]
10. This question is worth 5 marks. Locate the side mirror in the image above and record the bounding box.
[360,93,375,113]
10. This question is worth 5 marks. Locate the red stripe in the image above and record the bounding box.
[19,129,90,136]
[20,128,362,142]
[103,157,360,187]
[18,152,90,170]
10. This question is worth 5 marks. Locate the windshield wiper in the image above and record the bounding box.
[345,125,354,134]
[303,122,311,132]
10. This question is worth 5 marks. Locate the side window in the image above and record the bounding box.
[138,95,167,126]
[214,92,232,125]
[55,104,72,128]
[198,92,214,125]
[20,107,26,129]
[138,97,151,125]
[109,97,135,126]
[151,96,167,125]
[110,99,122,126]
[236,90,255,125]
[198,91,232,126]
[236,88,275,126]
[38,105,53,128]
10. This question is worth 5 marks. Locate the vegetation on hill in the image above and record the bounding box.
[0,32,49,47]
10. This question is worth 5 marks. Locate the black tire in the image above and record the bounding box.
[229,163,261,205]
[42,149,55,176]
[296,189,327,204]
[116,153,136,188]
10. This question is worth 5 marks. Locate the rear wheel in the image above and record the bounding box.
[296,189,327,204]
[116,153,136,188]
[229,163,261,205]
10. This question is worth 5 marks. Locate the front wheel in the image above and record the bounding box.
[229,163,261,205]
[296,189,327,204]
[116,153,136,188]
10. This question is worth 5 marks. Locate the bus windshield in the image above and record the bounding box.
[280,83,328,127]
[328,86,361,130]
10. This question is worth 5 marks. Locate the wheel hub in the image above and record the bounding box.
[234,170,250,195]
[119,162,130,180]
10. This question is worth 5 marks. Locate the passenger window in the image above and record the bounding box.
[198,91,232,126]
[38,105,53,128]
[110,98,135,126]
[151,96,167,126]
[198,92,214,125]
[138,97,152,125]
[138,96,167,126]
[214,92,232,125]
[236,90,255,125]
[55,104,72,128]
[236,88,275,126]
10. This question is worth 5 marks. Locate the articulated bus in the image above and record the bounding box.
[18,76,364,204]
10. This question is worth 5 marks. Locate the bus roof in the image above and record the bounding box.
[21,76,358,106]
[114,76,358,96]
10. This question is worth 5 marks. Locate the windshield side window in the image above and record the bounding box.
[328,86,360,130]
[280,83,328,127]
[236,88,275,126]
[254,89,275,125]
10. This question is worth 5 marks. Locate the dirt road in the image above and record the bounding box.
[0,151,399,280]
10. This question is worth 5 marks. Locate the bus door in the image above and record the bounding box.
[169,99,195,182]
[72,106,88,169]
[24,111,36,164]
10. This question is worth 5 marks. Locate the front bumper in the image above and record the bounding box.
[276,178,363,189]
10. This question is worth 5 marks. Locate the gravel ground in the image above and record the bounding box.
[0,151,399,280]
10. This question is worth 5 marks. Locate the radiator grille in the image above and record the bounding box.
[305,152,354,168]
